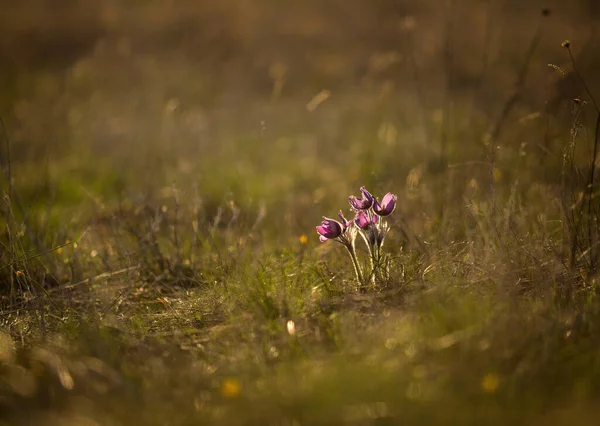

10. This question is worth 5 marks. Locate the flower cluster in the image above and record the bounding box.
[316,186,397,291]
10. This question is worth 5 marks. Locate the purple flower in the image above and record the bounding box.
[338,210,353,230]
[355,211,378,230]
[316,217,344,242]
[349,186,374,210]
[373,192,397,216]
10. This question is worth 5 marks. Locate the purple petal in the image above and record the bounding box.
[373,193,397,216]
[355,211,371,229]
[348,186,374,210]
[338,210,349,229]
[349,196,367,210]
[372,199,381,214]
[316,217,343,238]
[381,193,396,208]
[359,187,374,204]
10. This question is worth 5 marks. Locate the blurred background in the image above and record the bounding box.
[1,0,599,231]
[1,0,598,147]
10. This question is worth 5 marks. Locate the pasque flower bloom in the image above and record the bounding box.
[349,186,374,210]
[316,210,363,284]
[316,217,344,242]
[355,211,378,230]
[373,192,397,216]
[315,186,397,293]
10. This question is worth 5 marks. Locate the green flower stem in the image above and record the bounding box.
[373,243,382,282]
[344,244,365,291]
[365,236,376,284]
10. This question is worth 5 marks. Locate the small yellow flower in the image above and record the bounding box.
[481,373,500,393]
[299,234,308,245]
[221,378,241,398]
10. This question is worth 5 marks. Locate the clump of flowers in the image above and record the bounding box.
[316,186,397,292]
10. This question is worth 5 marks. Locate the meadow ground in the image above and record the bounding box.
[2,1,600,425]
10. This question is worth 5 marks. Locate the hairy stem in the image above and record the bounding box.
[345,243,365,292]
